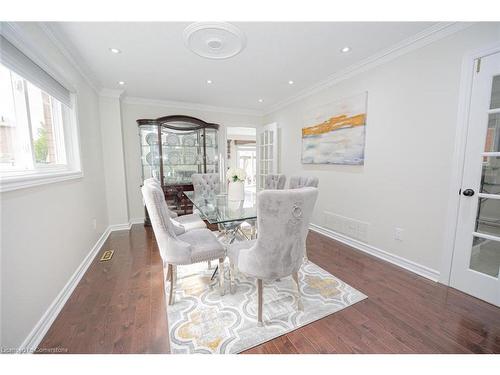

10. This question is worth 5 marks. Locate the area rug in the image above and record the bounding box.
[165,260,367,354]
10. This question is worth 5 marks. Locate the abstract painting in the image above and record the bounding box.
[302,92,367,165]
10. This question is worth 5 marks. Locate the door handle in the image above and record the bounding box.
[462,189,475,197]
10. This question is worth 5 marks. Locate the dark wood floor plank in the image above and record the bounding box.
[37,226,500,354]
[284,330,319,354]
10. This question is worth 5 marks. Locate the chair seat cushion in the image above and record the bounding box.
[227,239,257,267]
[174,213,206,231]
[178,228,225,264]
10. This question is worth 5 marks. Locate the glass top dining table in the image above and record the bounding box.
[183,190,257,225]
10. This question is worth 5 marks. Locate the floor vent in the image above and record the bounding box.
[99,250,114,262]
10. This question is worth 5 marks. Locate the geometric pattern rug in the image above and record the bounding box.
[165,261,367,353]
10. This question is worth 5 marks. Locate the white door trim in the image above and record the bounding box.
[256,122,278,190]
[440,41,500,285]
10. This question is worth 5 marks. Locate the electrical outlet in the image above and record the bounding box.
[394,227,404,241]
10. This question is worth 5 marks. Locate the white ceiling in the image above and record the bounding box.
[48,22,437,112]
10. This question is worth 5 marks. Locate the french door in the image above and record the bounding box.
[450,52,500,306]
[256,122,278,190]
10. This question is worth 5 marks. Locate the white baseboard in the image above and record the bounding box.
[309,224,440,282]
[18,219,142,353]
[129,217,145,225]
[108,223,131,231]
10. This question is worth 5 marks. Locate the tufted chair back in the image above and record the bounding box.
[289,176,319,189]
[144,177,162,190]
[264,174,286,190]
[144,177,183,227]
[191,173,221,196]
[237,187,318,280]
[141,184,191,265]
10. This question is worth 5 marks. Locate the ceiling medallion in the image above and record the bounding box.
[183,22,246,60]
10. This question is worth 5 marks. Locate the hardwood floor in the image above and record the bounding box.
[37,225,500,354]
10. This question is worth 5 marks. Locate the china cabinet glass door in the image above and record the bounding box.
[137,115,220,221]
[139,124,160,181]
[204,127,219,174]
[162,125,203,185]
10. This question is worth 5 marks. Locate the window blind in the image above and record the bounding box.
[0,35,72,107]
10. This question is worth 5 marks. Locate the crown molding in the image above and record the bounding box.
[264,22,475,115]
[122,96,263,117]
[99,88,125,99]
[37,22,101,93]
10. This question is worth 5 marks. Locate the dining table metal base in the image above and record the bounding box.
[210,221,254,280]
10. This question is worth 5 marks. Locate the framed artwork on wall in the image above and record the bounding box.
[302,92,367,165]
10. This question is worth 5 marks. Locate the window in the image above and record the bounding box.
[0,36,81,191]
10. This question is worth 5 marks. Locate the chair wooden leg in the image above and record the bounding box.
[166,263,171,281]
[292,271,303,311]
[257,279,263,325]
[219,257,225,296]
[168,264,176,305]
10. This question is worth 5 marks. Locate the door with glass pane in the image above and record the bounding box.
[450,52,500,306]
[257,122,278,190]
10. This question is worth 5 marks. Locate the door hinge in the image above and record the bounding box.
[476,58,481,73]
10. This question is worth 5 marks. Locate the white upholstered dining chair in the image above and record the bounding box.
[227,187,318,325]
[287,176,319,262]
[144,178,206,232]
[191,173,220,196]
[264,174,286,190]
[288,176,319,189]
[141,183,226,305]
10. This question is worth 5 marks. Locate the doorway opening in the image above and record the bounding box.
[226,127,257,194]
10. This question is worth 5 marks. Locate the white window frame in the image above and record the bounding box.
[0,31,83,193]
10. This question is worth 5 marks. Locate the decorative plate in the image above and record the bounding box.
[166,133,180,146]
[163,165,172,178]
[145,151,159,165]
[145,132,158,145]
[183,135,196,147]
[184,151,197,164]
[168,151,180,165]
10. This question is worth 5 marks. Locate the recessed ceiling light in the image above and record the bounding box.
[118,81,126,85]
[258,98,264,103]
[340,46,351,53]
[207,79,213,84]
[288,80,294,85]
[109,48,121,54]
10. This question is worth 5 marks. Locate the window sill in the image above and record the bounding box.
[0,169,83,192]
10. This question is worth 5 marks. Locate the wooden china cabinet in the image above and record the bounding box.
[137,115,220,225]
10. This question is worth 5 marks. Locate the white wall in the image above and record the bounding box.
[0,23,109,349]
[120,99,262,221]
[264,23,500,275]
[99,91,129,226]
